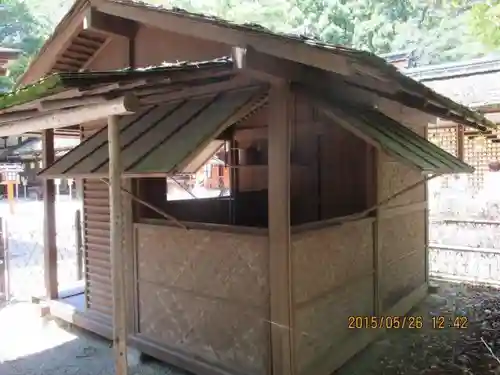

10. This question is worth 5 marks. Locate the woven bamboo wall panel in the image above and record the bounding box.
[294,277,373,373]
[379,211,426,310]
[378,153,425,207]
[291,219,374,372]
[136,224,269,374]
[291,219,373,304]
[136,225,269,305]
[138,283,269,374]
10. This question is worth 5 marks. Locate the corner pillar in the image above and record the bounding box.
[268,82,294,375]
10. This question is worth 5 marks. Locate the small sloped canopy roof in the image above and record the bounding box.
[318,103,473,174]
[39,87,266,178]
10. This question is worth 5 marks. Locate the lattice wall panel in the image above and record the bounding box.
[428,126,457,188]
[428,126,458,156]
[464,127,500,190]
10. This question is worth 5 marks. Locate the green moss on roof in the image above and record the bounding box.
[0,57,232,112]
[0,74,62,111]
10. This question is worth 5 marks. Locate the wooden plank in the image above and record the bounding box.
[268,83,294,375]
[42,129,58,300]
[108,114,129,375]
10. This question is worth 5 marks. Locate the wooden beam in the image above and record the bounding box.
[268,82,294,375]
[0,95,139,137]
[42,129,58,300]
[107,115,129,375]
[0,109,40,124]
[84,8,138,38]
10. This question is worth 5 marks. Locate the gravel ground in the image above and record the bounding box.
[0,302,188,375]
[337,281,500,375]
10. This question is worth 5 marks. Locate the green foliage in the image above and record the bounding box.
[468,1,500,49]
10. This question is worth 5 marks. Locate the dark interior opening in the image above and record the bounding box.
[134,97,376,228]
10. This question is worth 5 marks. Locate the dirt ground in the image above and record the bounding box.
[337,281,500,375]
[1,281,500,375]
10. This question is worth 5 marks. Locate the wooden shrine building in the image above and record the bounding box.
[0,1,495,375]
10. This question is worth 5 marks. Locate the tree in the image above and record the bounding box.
[0,0,47,89]
[467,1,500,49]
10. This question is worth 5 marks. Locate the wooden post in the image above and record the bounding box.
[107,115,128,375]
[268,83,294,375]
[42,129,58,300]
[457,124,464,160]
